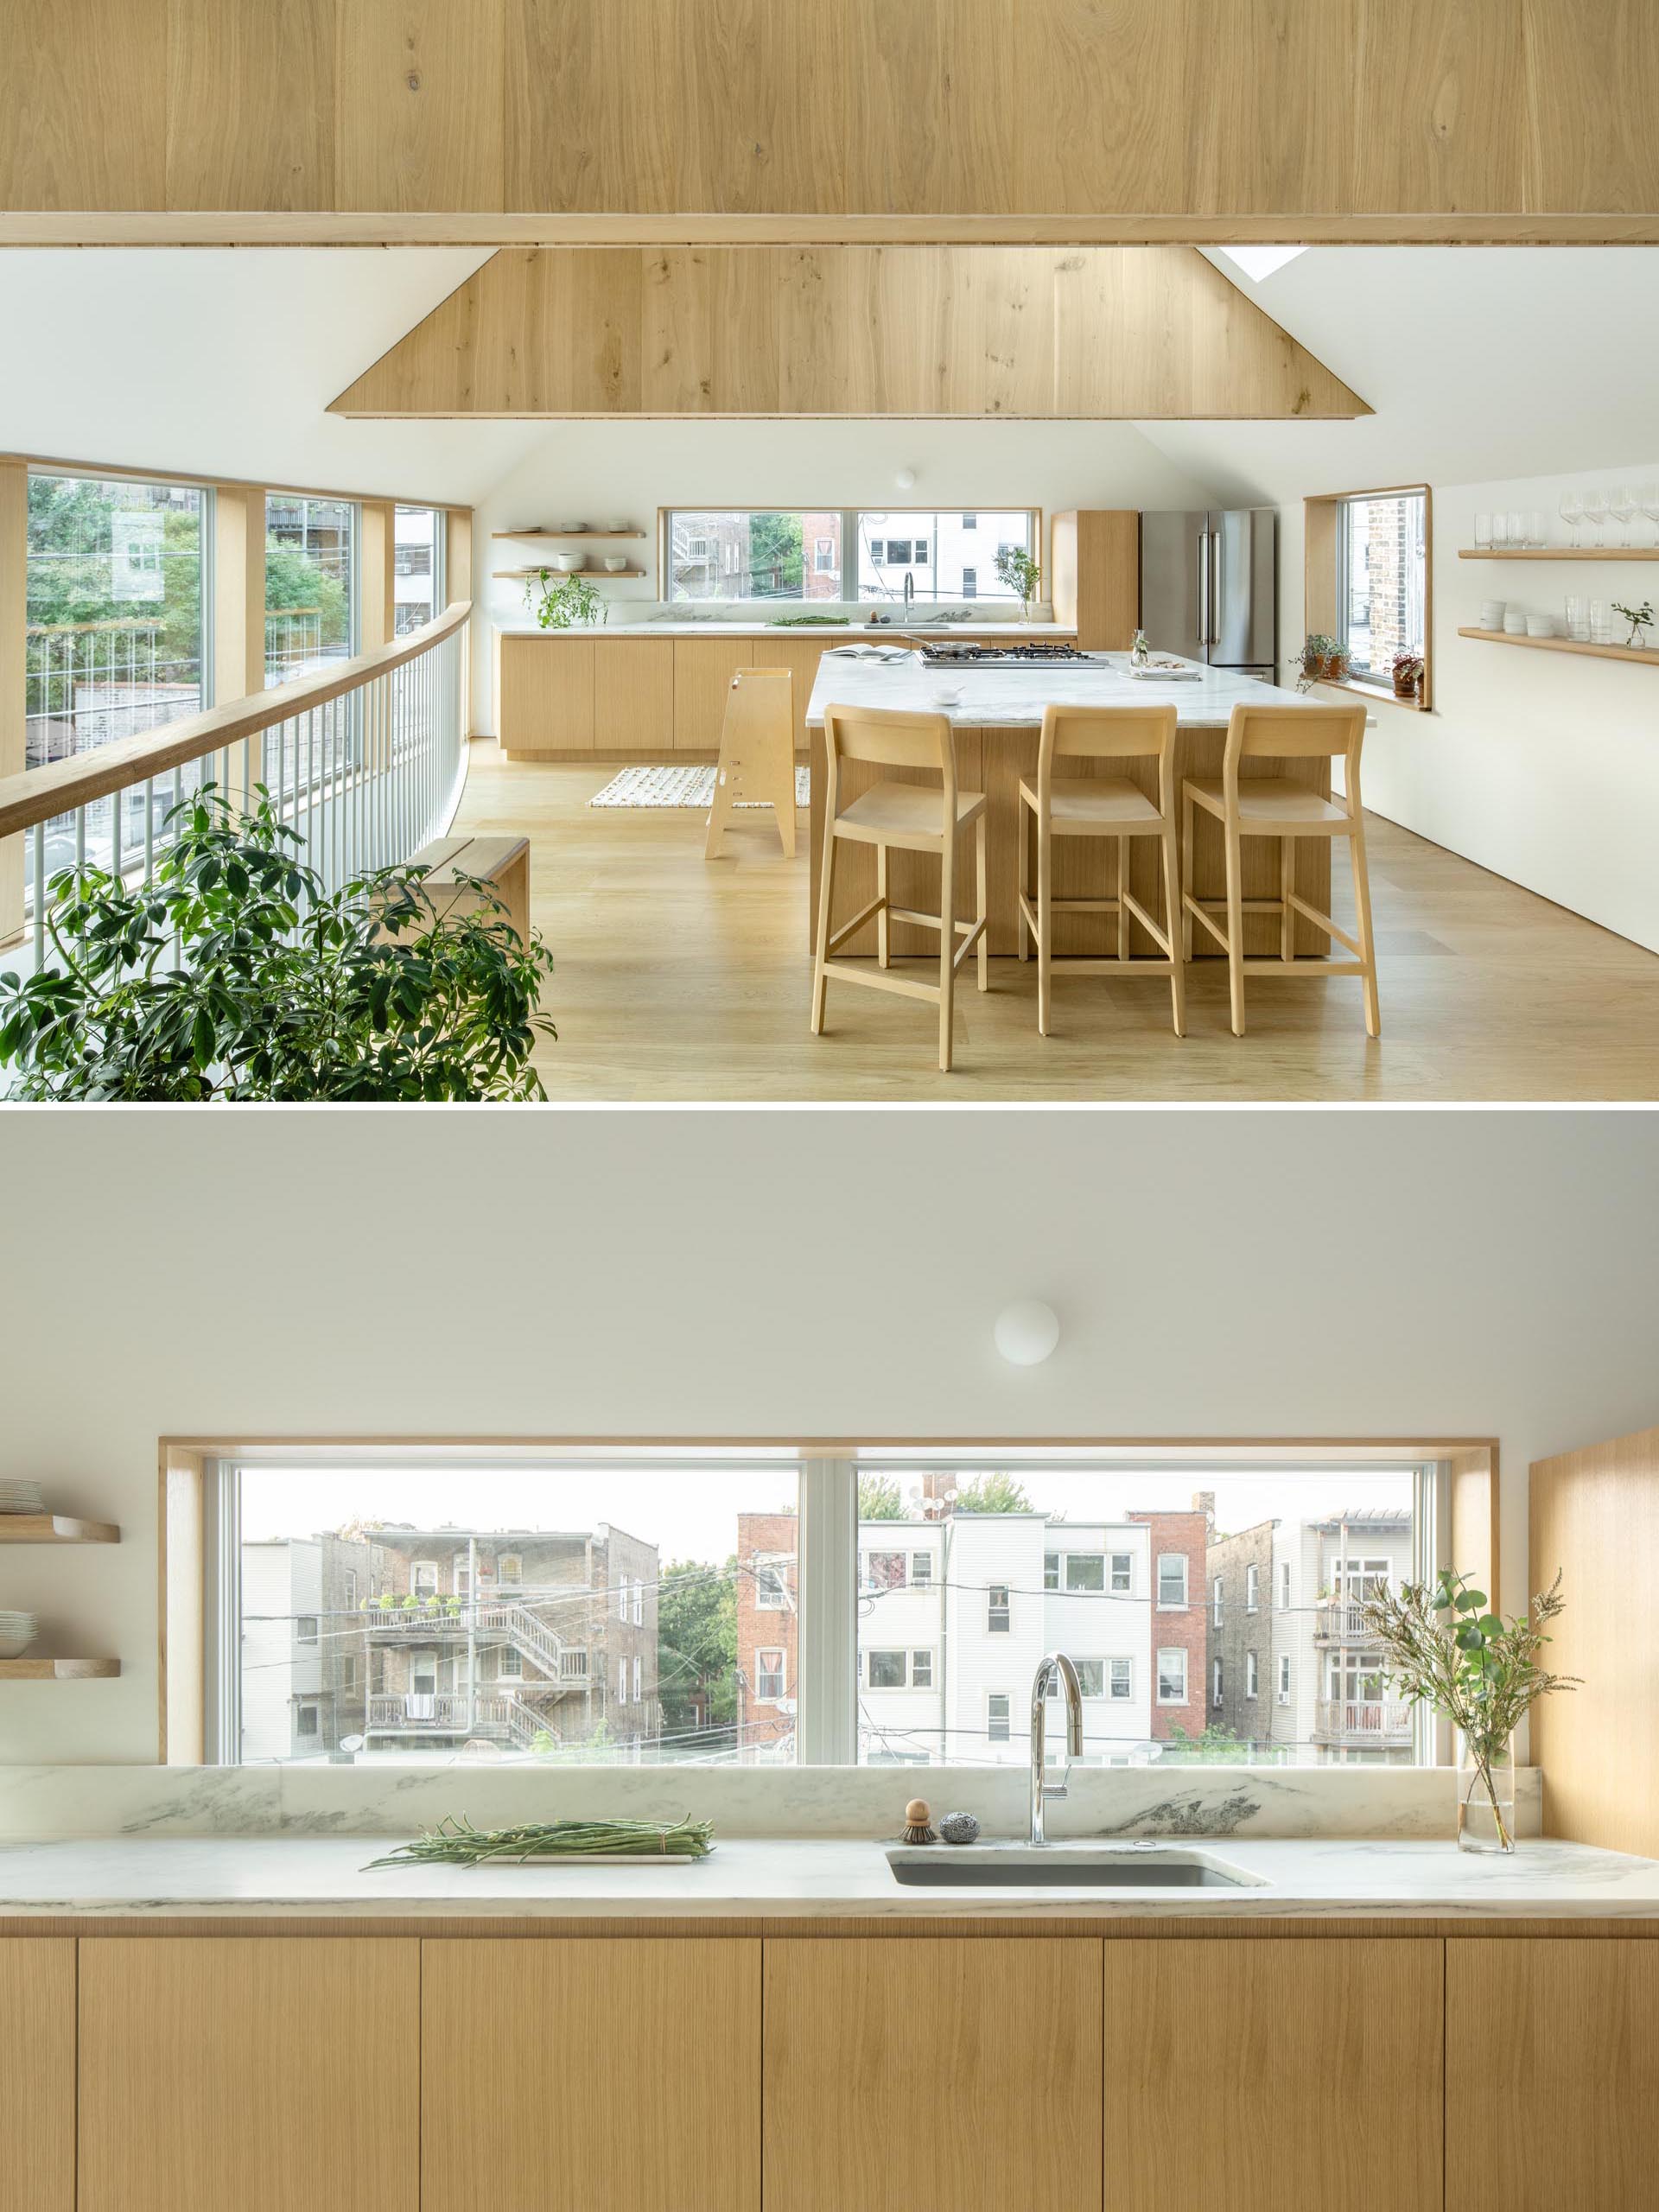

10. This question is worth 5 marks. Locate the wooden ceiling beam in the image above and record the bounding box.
[328,246,1370,421]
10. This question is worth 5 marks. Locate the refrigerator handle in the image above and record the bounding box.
[1196,531,1210,651]
[1209,531,1224,645]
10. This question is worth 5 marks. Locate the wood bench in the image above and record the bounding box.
[404,833,531,944]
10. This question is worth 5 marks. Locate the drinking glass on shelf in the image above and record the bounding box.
[1560,491,1584,547]
[1566,595,1590,641]
[1581,488,1608,546]
[1529,511,1547,549]
[1491,512,1509,550]
[1639,483,1659,547]
[1475,512,1493,550]
[1608,486,1637,547]
[1590,600,1614,645]
[1507,511,1525,550]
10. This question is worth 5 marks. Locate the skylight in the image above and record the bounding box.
[1217,245,1310,283]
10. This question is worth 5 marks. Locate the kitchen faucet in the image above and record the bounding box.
[1029,1651,1084,1845]
[904,571,915,613]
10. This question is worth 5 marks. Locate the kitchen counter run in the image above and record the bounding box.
[804,650,1325,730]
[493,621,1078,641]
[2,1835,1656,1923]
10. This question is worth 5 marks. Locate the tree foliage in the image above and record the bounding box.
[857,1474,906,1521]
[657,1559,739,1734]
[0,786,556,1100]
[951,1471,1033,1515]
[1164,1721,1253,1765]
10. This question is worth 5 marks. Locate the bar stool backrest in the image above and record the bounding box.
[1038,702,1179,817]
[1224,701,1368,804]
[822,702,957,834]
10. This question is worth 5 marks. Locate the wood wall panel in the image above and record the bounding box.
[1356,0,1529,213]
[1011,0,1185,216]
[335,0,505,213]
[1519,0,1659,215]
[332,246,1370,419]
[0,1941,74,2212]
[1530,1421,1659,1854]
[166,0,337,212]
[0,0,168,211]
[843,0,1017,219]
[504,0,678,218]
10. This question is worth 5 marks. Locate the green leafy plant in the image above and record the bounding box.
[524,569,608,629]
[1613,599,1655,648]
[1358,1567,1578,1852]
[401,1593,422,1612]
[1391,651,1425,698]
[857,1473,906,1521]
[950,1471,1033,1514]
[994,544,1043,614]
[365,1814,716,1868]
[1164,1720,1253,1765]
[0,786,556,1102]
[1294,633,1347,691]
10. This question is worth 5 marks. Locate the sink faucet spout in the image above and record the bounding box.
[1030,1651,1084,1846]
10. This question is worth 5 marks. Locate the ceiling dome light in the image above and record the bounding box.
[994,1300,1061,1368]
[896,468,918,492]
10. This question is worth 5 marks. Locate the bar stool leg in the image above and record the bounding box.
[1037,812,1053,1039]
[1118,835,1131,962]
[938,826,957,1073]
[976,810,988,994]
[1017,796,1030,963]
[1224,818,1247,1038]
[1281,836,1295,963]
[1162,817,1185,1039]
[810,823,838,1035]
[1349,817,1382,1039]
[1181,786,1196,963]
[876,840,890,970]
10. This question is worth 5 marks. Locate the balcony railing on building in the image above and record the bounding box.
[1313,1599,1384,1643]
[365,1690,565,1751]
[1313,1696,1414,1745]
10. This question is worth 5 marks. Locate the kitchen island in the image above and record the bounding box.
[804,649,1344,961]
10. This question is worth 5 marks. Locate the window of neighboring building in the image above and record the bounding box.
[1065,1553,1104,1592]
[343,1571,358,1610]
[1306,485,1431,707]
[910,1551,933,1586]
[497,1554,522,1587]
[987,1692,1011,1743]
[962,567,978,598]
[1157,1554,1187,1608]
[1246,1651,1259,1700]
[296,1616,318,1643]
[1212,1660,1224,1708]
[453,1555,472,1599]
[296,1705,319,1737]
[867,1649,907,1689]
[664,509,1037,607]
[499,1647,523,1680]
[341,1656,358,1692]
[987,1584,1011,1633]
[1072,1660,1105,1699]
[911,1649,933,1689]
[411,1561,438,1598]
[1278,1654,1292,1705]
[264,493,357,686]
[1157,1649,1187,1704]
[1109,1553,1133,1593]
[756,1561,790,1608]
[1109,1658,1133,1700]
[392,505,443,635]
[1280,1561,1292,1610]
[864,1550,907,1592]
[1044,1550,1060,1591]
[1212,1576,1224,1627]
[632,1580,645,1626]
[632,1654,643,1700]
[1246,1563,1259,1611]
[757,1649,786,1700]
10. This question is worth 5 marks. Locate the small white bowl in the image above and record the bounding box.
[552,552,587,574]
[1478,601,1505,630]
[932,686,964,709]
[1503,610,1528,635]
[603,556,630,573]
[607,522,632,534]
[558,522,588,534]
[1526,616,1559,638]
[0,1619,38,1659]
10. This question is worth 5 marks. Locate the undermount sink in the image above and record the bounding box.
[887,1846,1262,1891]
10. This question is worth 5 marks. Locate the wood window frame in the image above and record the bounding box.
[1304,483,1433,713]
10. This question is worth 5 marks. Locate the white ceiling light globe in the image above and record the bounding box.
[995,1300,1061,1367]
[896,467,918,492]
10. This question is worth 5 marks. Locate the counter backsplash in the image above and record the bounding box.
[0,1762,1541,1844]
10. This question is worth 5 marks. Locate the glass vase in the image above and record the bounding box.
[1458,1731,1517,1854]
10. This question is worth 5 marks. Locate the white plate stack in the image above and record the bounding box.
[0,1611,38,1659]
[0,1478,44,1515]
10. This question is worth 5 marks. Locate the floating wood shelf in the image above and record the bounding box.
[1458,627,1659,665]
[492,529,646,540]
[495,567,647,581]
[1459,547,1659,561]
[0,1514,119,1544]
[0,1657,120,1679]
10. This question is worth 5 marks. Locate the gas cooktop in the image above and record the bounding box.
[916,641,1090,667]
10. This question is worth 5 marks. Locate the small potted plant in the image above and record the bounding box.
[524,569,608,630]
[1294,634,1348,691]
[1613,599,1655,649]
[1391,651,1425,701]
[993,544,1043,618]
[1358,1567,1577,1853]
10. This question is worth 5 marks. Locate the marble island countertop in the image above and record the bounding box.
[804,650,1328,730]
[2,1834,1656,1923]
[494,620,1078,641]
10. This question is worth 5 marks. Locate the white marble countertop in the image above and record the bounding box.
[805,650,1332,730]
[494,620,1078,642]
[2,1834,1654,1923]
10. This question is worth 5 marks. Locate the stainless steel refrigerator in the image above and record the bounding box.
[1140,509,1278,680]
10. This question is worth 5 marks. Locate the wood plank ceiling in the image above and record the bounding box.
[329,245,1370,419]
[1,0,1656,243]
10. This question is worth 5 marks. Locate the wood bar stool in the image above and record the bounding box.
[1181,700,1379,1038]
[1017,702,1185,1039]
[810,703,988,1073]
[705,666,797,859]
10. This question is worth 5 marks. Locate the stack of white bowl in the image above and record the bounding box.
[0,1478,44,1515]
[0,1611,38,1658]
[1479,599,1505,631]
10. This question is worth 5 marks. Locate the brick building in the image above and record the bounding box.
[734,1512,800,1757]
[1127,1500,1211,1742]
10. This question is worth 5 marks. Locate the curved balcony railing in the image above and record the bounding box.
[0,600,471,977]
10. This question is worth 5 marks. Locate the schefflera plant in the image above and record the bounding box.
[1357,1567,1578,1853]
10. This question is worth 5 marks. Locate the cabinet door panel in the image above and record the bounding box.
[423,1937,760,2212]
[1103,1938,1441,2212]
[79,1936,418,2212]
[499,637,596,752]
[673,638,754,750]
[594,638,674,748]
[0,1939,73,2212]
[765,1937,1101,2212]
[750,639,821,752]
[1448,1938,1659,2209]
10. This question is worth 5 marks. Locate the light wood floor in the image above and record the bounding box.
[455,743,1659,1102]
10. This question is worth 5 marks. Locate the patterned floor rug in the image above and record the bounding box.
[589,765,810,810]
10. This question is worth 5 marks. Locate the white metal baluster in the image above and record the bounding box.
[32,825,45,967]
[143,779,156,884]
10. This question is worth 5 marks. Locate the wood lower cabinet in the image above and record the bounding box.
[423,1937,761,2212]
[499,634,596,753]
[674,638,756,749]
[594,638,675,749]
[764,1937,1102,2212]
[1103,1939,1443,2212]
[751,638,824,753]
[78,1937,419,2212]
[0,1940,73,2212]
[1447,1938,1659,2209]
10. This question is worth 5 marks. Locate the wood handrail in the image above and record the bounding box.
[0,601,471,843]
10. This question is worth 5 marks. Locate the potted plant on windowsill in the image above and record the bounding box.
[1357,1567,1577,1853]
[524,569,608,630]
[1294,634,1349,691]
[1391,652,1425,702]
[993,544,1043,620]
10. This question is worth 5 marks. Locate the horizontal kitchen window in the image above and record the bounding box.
[200,1448,1447,1773]
[662,509,1039,606]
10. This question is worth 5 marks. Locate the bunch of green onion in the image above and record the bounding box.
[364,1812,715,1870]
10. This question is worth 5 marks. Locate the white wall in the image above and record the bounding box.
[470,417,1224,733]
[3,1109,1655,1766]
